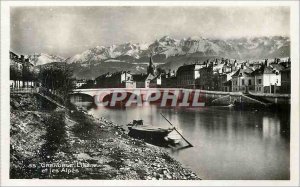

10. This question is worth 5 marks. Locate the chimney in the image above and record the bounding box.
[277,58,280,63]
[264,59,268,67]
[20,55,24,63]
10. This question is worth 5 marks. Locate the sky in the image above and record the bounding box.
[10,6,290,57]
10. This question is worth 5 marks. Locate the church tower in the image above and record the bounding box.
[147,56,155,76]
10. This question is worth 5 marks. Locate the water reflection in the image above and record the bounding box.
[74,99,289,180]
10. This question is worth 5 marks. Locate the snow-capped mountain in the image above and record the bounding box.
[68,35,290,65]
[67,42,151,64]
[22,35,289,79]
[27,53,65,66]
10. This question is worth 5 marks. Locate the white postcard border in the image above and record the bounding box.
[1,1,299,186]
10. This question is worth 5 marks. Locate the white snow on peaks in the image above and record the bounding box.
[63,35,291,64]
[27,53,65,66]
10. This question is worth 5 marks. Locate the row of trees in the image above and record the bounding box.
[39,64,75,101]
[10,63,38,83]
[10,61,75,101]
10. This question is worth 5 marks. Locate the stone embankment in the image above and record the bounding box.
[10,93,200,180]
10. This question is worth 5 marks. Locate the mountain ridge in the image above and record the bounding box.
[23,35,290,79]
[66,35,290,64]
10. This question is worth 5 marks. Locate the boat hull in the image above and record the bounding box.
[128,126,173,145]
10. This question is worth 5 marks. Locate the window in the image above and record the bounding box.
[258,79,262,84]
[242,79,245,85]
[249,80,252,85]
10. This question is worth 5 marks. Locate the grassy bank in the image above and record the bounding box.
[10,93,200,180]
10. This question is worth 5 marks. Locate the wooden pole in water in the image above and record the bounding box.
[160,113,194,147]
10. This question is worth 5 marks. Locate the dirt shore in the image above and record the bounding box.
[10,93,200,180]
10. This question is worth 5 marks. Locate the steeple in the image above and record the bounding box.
[147,56,155,75]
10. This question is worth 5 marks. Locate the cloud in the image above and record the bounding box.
[10,6,290,57]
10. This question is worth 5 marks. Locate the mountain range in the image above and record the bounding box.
[26,53,65,66]
[27,35,290,79]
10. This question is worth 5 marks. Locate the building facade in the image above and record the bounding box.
[253,65,281,94]
[231,66,254,92]
[10,51,36,88]
[176,64,202,88]
[95,71,135,88]
[195,66,213,90]
[280,68,291,93]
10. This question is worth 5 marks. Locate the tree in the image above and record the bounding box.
[39,63,75,102]
[156,67,166,75]
[10,65,21,81]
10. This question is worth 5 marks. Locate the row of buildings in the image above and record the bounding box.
[10,49,290,94]
[89,57,291,94]
[94,57,161,89]
[10,51,37,88]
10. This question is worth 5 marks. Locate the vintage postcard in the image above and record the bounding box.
[1,0,299,186]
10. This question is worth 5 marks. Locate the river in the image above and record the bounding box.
[72,100,290,180]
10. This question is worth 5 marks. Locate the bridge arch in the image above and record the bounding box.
[68,93,94,103]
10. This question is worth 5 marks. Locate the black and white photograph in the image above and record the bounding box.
[1,1,299,186]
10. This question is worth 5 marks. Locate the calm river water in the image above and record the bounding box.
[74,101,290,180]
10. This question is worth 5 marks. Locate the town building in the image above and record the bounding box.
[150,74,162,88]
[176,64,202,88]
[161,76,177,88]
[222,80,232,92]
[132,74,153,88]
[195,66,213,90]
[161,70,177,88]
[231,65,254,92]
[252,65,281,94]
[94,56,160,89]
[280,68,291,93]
[220,70,237,92]
[74,79,87,88]
[10,51,36,89]
[95,71,135,88]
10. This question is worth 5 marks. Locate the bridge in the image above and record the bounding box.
[71,88,196,104]
[70,88,290,106]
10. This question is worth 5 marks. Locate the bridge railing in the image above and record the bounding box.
[73,88,290,98]
[10,87,37,93]
[248,92,290,98]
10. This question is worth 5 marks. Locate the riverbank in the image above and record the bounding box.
[10,93,200,180]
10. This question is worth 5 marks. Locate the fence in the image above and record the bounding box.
[10,87,37,93]
[11,87,65,106]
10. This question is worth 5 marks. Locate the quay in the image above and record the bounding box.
[71,88,290,107]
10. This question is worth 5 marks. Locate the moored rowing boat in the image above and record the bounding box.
[128,125,174,144]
